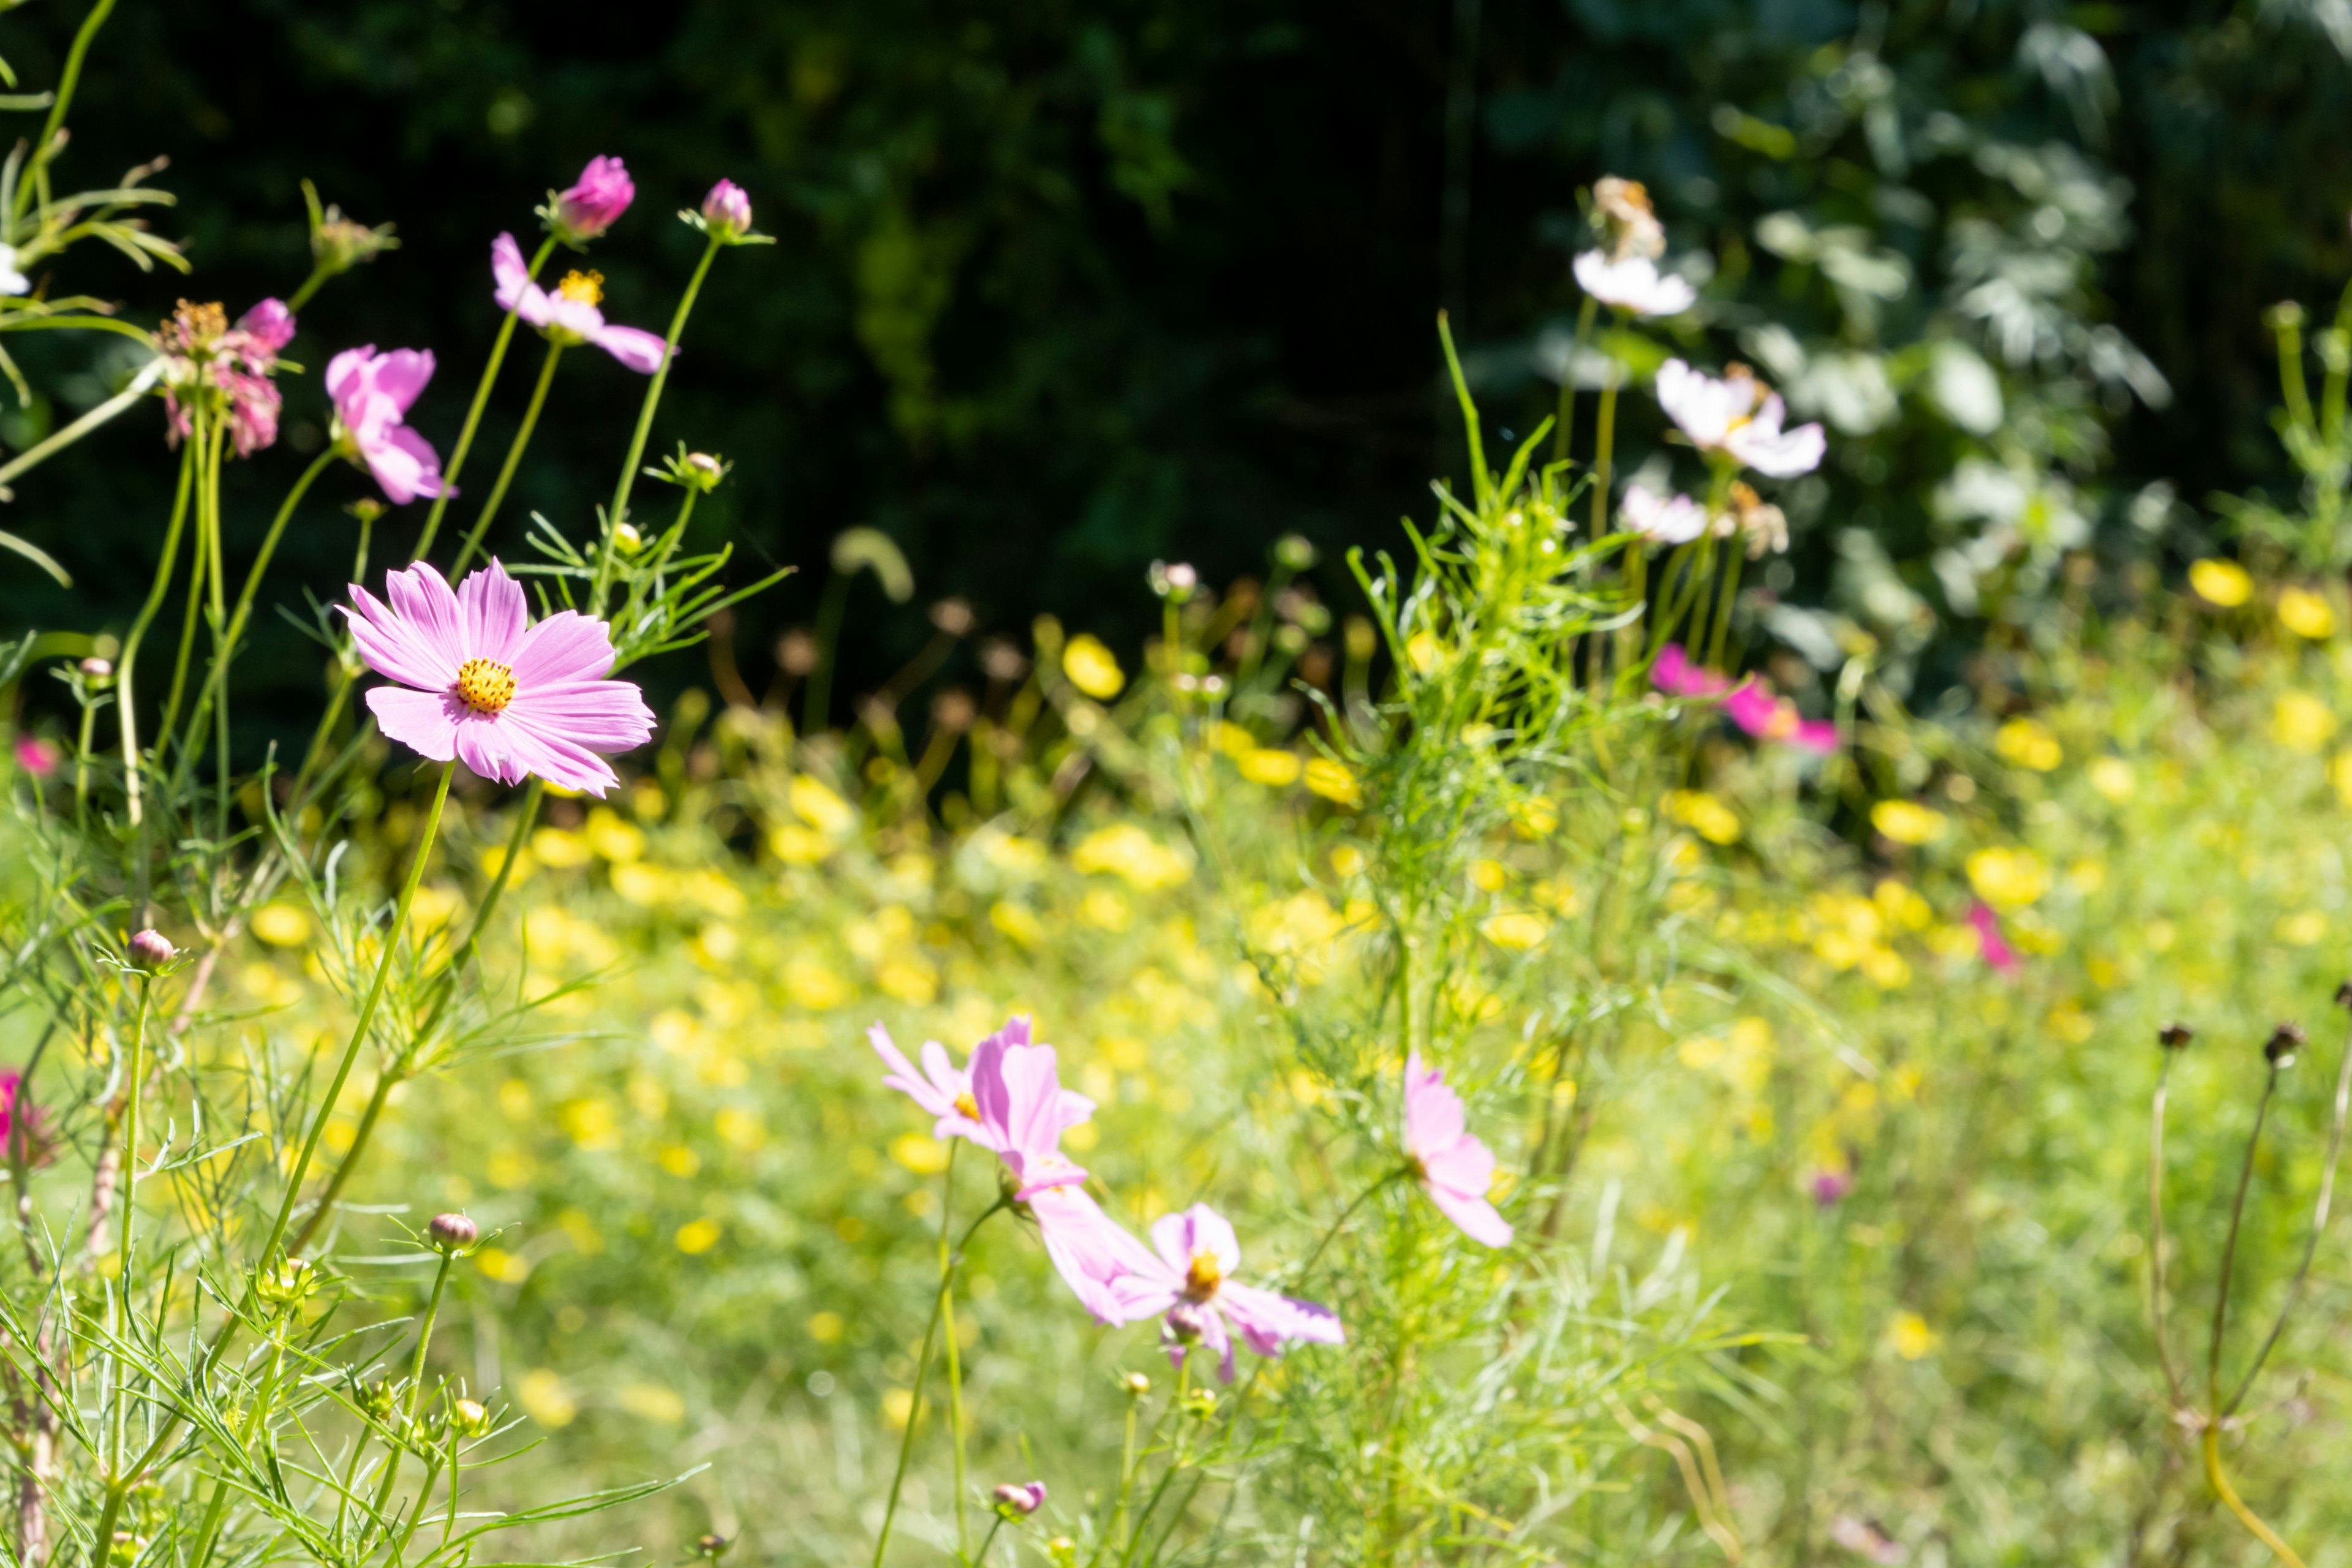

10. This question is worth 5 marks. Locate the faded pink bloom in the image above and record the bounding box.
[551,155,633,243]
[12,736,60,778]
[327,347,450,505]
[1028,1184,1163,1325]
[701,179,754,241]
[1621,483,1708,544]
[1725,677,1838,755]
[1403,1052,1512,1248]
[1106,1203,1344,1382]
[340,559,654,796]
[1574,252,1697,317]
[1969,901,2019,976]
[1655,359,1826,478]
[869,1016,1093,1148]
[1651,643,1729,698]
[0,1073,51,1169]
[492,233,670,374]
[971,1028,1092,1200]
[160,298,295,458]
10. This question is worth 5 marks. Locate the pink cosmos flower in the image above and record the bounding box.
[1811,1167,1855,1208]
[1651,643,1730,699]
[1621,483,1708,544]
[160,299,295,458]
[1403,1052,1512,1248]
[551,156,634,243]
[492,233,670,374]
[1573,251,1697,317]
[0,1072,51,1169]
[869,1016,1094,1148]
[1655,359,1826,478]
[701,179,754,240]
[339,559,655,796]
[971,1027,1095,1200]
[1028,1184,1164,1325]
[1969,901,2020,976]
[1725,678,1838,755]
[328,347,451,505]
[12,736,60,778]
[1105,1203,1344,1382]
[991,1482,1047,1518]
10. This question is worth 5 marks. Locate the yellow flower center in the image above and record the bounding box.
[1182,1249,1224,1302]
[953,1090,979,1120]
[556,270,605,306]
[456,657,518,714]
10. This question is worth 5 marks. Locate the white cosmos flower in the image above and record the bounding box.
[0,245,28,296]
[1654,358,1826,478]
[1572,251,1697,317]
[1620,483,1708,544]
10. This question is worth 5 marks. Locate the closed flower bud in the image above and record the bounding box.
[695,1535,731,1559]
[78,657,111,682]
[127,929,176,970]
[1120,1371,1151,1398]
[254,1256,317,1306]
[449,1397,492,1437]
[612,521,644,554]
[1180,1388,1217,1420]
[992,1480,1047,1518]
[551,156,634,244]
[1148,560,1198,601]
[361,1378,399,1419]
[700,180,755,242]
[1163,1301,1210,1346]
[2267,1022,2306,1068]
[1047,1536,1078,1567]
[428,1212,479,1254]
[1275,533,1317,571]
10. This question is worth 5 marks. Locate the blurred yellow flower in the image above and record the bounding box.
[658,1144,701,1178]
[883,1388,917,1431]
[584,807,644,862]
[476,1245,530,1283]
[1237,748,1302,786]
[1664,790,1740,846]
[559,1097,619,1152]
[2088,757,2136,803]
[1469,858,1508,893]
[1404,630,1443,676]
[1860,946,1911,990]
[2273,691,2337,753]
[1870,800,1947,845]
[1330,845,1366,878]
[1303,757,1362,807]
[518,1369,576,1427]
[890,1133,949,1174]
[620,1384,686,1425]
[1887,1311,1939,1360]
[674,1218,722,1254]
[1967,846,2049,910]
[1872,880,1932,932]
[2047,1000,2095,1043]
[1062,634,1125,699]
[2277,910,2329,946]
[990,900,1046,948]
[1511,796,1559,838]
[250,903,312,948]
[2279,585,2337,639]
[1994,717,2060,772]
[531,827,591,869]
[2189,558,2252,607]
[791,775,856,835]
[1080,889,1132,931]
[1480,910,1550,951]
[1073,824,1192,889]
[875,955,938,1004]
[806,1311,844,1343]
[715,1107,766,1150]
[783,954,853,1011]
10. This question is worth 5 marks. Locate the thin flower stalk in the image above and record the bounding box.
[448,339,562,578]
[872,1196,1006,1568]
[595,234,721,614]
[412,234,557,564]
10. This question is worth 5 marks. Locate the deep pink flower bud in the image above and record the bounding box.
[992,1481,1047,1518]
[236,298,296,353]
[11,737,59,778]
[701,179,753,241]
[128,929,176,970]
[552,156,634,243]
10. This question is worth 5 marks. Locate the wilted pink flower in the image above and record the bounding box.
[1621,483,1708,544]
[1574,252,1697,317]
[12,736,60,778]
[1403,1052,1512,1248]
[1725,678,1837,755]
[701,179,754,241]
[1656,359,1826,478]
[492,233,671,374]
[551,155,633,243]
[160,298,295,458]
[990,1482,1047,1518]
[1028,1184,1163,1324]
[1106,1204,1343,1382]
[971,1028,1093,1200]
[340,559,655,796]
[1651,643,1730,699]
[327,347,450,505]
[869,1016,1093,1148]
[1969,901,2019,976]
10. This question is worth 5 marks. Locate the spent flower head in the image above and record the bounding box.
[303,180,398,281]
[158,298,296,458]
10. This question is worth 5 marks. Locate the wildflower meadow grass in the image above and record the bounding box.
[5,19,2352,1568]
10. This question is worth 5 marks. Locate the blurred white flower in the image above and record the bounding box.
[1654,358,1826,477]
[0,244,28,296]
[1620,483,1707,543]
[1572,251,1696,317]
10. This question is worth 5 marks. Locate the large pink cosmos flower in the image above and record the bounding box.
[1403,1052,1512,1248]
[971,1027,1095,1201]
[869,1016,1094,1148]
[1724,678,1838,755]
[1105,1204,1343,1382]
[492,234,670,374]
[328,347,451,505]
[1655,359,1826,478]
[340,559,654,796]
[551,156,635,243]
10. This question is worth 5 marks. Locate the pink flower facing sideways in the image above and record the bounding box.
[1655,359,1826,478]
[550,155,635,244]
[1724,678,1838,755]
[869,1014,1094,1149]
[492,234,671,374]
[1107,1204,1343,1382]
[328,347,450,505]
[341,559,655,796]
[1403,1052,1512,1248]
[1651,642,1730,699]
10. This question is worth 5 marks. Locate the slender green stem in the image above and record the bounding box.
[154,413,216,782]
[2209,1067,2279,1409]
[1588,356,1620,537]
[2205,1424,2307,1568]
[72,689,96,829]
[0,363,157,492]
[20,0,113,221]
[2148,1057,2184,1408]
[804,570,852,737]
[873,1198,1005,1568]
[2226,1015,2352,1417]
[113,979,153,1287]
[284,263,333,315]
[448,341,562,578]
[1553,295,1597,466]
[1705,548,1745,673]
[595,237,721,614]
[118,439,197,831]
[183,1323,288,1568]
[413,236,558,564]
[940,1144,970,1559]
[365,1251,457,1550]
[974,1516,1005,1568]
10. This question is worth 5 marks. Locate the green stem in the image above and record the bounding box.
[19,0,113,222]
[804,569,851,737]
[153,412,216,783]
[0,364,158,493]
[2209,1067,2278,1410]
[2205,1424,2307,1568]
[1705,547,1745,673]
[413,236,558,564]
[447,341,562,578]
[284,263,332,315]
[940,1144,970,1560]
[2148,1057,2184,1409]
[113,979,152,1287]
[118,438,197,831]
[1553,295,1597,466]
[72,688,96,829]
[595,237,721,614]
[364,1251,456,1551]
[873,1198,1005,1568]
[1588,358,1619,537]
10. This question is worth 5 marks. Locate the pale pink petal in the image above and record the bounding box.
[510,611,617,687]
[1423,1135,1496,1199]
[544,295,607,341]
[1196,1300,1237,1382]
[590,323,672,374]
[917,1039,960,1098]
[340,586,461,690]
[504,679,655,752]
[1053,1088,1096,1130]
[1402,1052,1464,1161]
[1183,1205,1242,1275]
[870,1023,954,1119]
[453,713,533,786]
[1427,1185,1514,1248]
[491,717,622,796]
[1221,1281,1345,1350]
[325,345,375,409]
[1148,1212,1194,1276]
[380,565,466,665]
[366,349,435,417]
[458,560,528,663]
[491,233,532,312]
[365,687,462,763]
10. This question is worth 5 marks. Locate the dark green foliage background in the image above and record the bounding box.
[4,0,2351,722]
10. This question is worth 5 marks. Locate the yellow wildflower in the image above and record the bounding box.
[2279,585,2336,639]
[1303,757,1362,807]
[1237,748,1303,786]
[1061,634,1125,699]
[518,1370,577,1427]
[1664,790,1740,845]
[250,903,312,947]
[2272,691,2337,753]
[2188,558,2252,607]
[2088,757,2135,803]
[1072,823,1192,889]
[1887,1312,1939,1360]
[1480,910,1550,951]
[1870,800,1947,845]
[1967,846,2049,910]
[1994,717,2060,772]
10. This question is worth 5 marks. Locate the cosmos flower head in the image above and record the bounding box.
[1621,483,1708,545]
[1105,1203,1344,1383]
[1402,1052,1512,1248]
[326,346,451,504]
[1655,359,1826,478]
[868,1016,1093,1150]
[548,155,635,245]
[1574,252,1697,318]
[492,233,671,373]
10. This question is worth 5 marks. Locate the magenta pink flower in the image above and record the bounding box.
[340,559,654,796]
[1028,1184,1164,1325]
[1403,1052,1512,1248]
[551,155,634,243]
[971,1028,1094,1200]
[1811,1167,1854,1207]
[869,1016,1093,1148]
[12,736,60,778]
[1651,642,1729,698]
[328,347,451,505]
[1725,678,1838,755]
[701,179,754,241]
[0,1072,50,1169]
[1968,901,2020,976]
[492,233,671,374]
[1104,1203,1343,1382]
[238,299,296,353]
[991,1482,1047,1518]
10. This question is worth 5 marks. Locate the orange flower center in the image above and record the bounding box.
[456,658,518,714]
[953,1090,979,1120]
[1182,1249,1224,1302]
[557,270,605,306]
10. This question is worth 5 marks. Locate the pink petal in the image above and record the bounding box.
[1054,1088,1096,1131]
[1402,1052,1464,1161]
[490,718,621,796]
[1792,718,1839,755]
[544,295,607,340]
[592,324,673,374]
[380,565,467,666]
[917,1039,960,1098]
[458,560,528,663]
[869,1023,954,1119]
[1722,679,1778,737]
[365,687,462,763]
[339,586,460,691]
[505,679,655,752]
[374,424,450,505]
[368,349,435,417]
[1423,1134,1496,1199]
[1427,1185,1514,1248]
[452,712,533,787]
[1221,1281,1345,1349]
[510,611,617,687]
[325,345,375,409]
[491,232,531,312]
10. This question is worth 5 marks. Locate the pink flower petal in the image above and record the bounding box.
[1423,1136,1496,1199]
[458,559,528,663]
[1792,718,1839,754]
[366,349,435,418]
[325,345,375,407]
[1722,679,1779,737]
[505,679,655,752]
[592,323,672,374]
[1427,1185,1515,1248]
[453,712,533,786]
[380,565,467,668]
[491,232,532,312]
[341,586,461,691]
[365,687,463,763]
[490,715,621,796]
[510,611,617,687]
